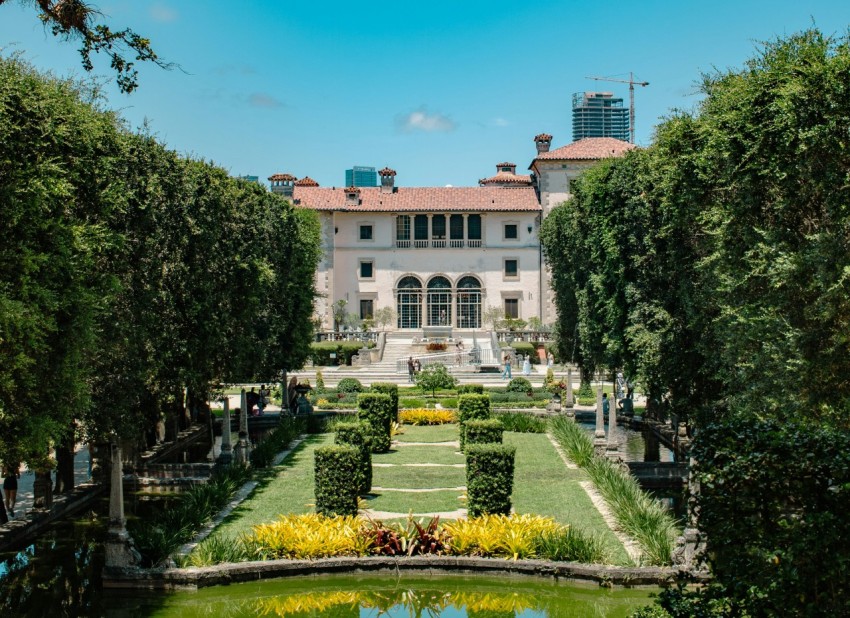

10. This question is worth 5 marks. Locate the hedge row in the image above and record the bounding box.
[309,342,366,366]
[464,419,504,447]
[314,445,361,517]
[458,394,491,451]
[465,444,516,517]
[334,421,372,494]
[357,393,394,453]
[370,383,399,423]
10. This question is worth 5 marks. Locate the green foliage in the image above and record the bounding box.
[464,419,504,447]
[334,421,372,494]
[356,393,393,453]
[313,445,361,517]
[458,394,491,450]
[310,342,364,366]
[370,382,399,422]
[336,377,365,393]
[465,444,516,517]
[249,418,304,468]
[415,364,457,397]
[509,342,537,362]
[493,412,547,434]
[505,377,533,393]
[315,369,325,392]
[678,415,850,616]
[457,384,484,395]
[130,464,252,567]
[533,526,608,564]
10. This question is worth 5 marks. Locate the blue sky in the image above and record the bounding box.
[2,1,850,187]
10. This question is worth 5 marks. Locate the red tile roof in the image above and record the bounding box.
[293,186,541,212]
[478,171,533,186]
[268,173,296,181]
[533,137,635,161]
[294,176,319,186]
[495,162,516,168]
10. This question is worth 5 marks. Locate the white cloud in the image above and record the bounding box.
[150,3,178,22]
[396,107,456,133]
[493,117,510,127]
[248,92,285,109]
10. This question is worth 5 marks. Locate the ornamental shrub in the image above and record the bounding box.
[464,419,504,447]
[505,377,533,393]
[415,364,457,396]
[398,408,457,425]
[509,342,537,363]
[337,377,365,393]
[465,444,516,517]
[457,384,484,395]
[309,341,363,366]
[458,394,491,450]
[315,368,325,392]
[334,421,372,494]
[314,445,361,517]
[493,412,547,433]
[370,382,399,422]
[357,393,394,453]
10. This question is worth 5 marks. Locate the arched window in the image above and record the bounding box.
[456,275,482,329]
[396,276,422,329]
[427,276,452,326]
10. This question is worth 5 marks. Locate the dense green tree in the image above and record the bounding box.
[0,0,167,92]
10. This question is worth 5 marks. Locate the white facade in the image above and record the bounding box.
[282,136,635,332]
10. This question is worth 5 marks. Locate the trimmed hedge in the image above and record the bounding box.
[370,382,399,422]
[458,394,491,450]
[509,342,538,363]
[314,445,361,517]
[337,377,365,393]
[357,393,394,453]
[506,377,533,393]
[309,341,364,366]
[457,384,484,395]
[465,444,516,517]
[464,418,504,447]
[334,421,373,494]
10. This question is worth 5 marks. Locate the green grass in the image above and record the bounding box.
[373,465,467,489]
[364,490,465,514]
[211,433,334,538]
[373,447,462,465]
[394,424,459,443]
[506,432,631,565]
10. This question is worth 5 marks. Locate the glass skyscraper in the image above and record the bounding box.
[345,166,378,187]
[572,92,630,142]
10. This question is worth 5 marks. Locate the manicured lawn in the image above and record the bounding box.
[394,424,458,443]
[207,423,630,565]
[373,445,463,465]
[507,432,631,565]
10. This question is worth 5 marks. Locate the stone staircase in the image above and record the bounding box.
[293,332,548,388]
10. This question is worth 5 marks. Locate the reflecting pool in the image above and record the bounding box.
[107,574,655,617]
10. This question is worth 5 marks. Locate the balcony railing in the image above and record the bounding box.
[394,239,483,249]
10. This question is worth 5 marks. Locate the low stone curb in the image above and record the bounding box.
[103,555,708,590]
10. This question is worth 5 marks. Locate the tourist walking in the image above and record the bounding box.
[522,354,531,376]
[414,358,422,375]
[407,356,415,382]
[547,351,554,369]
[3,464,19,517]
[287,376,299,415]
[602,392,610,416]
[501,354,512,379]
[257,384,269,415]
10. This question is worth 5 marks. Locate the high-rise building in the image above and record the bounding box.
[345,166,378,187]
[572,92,629,142]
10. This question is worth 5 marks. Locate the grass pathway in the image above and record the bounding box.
[207,424,631,565]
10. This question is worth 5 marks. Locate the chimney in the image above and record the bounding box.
[534,133,552,155]
[344,186,361,207]
[378,167,397,194]
[268,173,296,198]
[496,162,517,175]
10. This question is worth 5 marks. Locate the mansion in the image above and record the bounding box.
[269,134,634,332]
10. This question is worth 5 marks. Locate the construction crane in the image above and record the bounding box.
[585,72,649,144]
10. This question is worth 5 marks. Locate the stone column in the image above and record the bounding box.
[104,443,140,568]
[673,455,705,570]
[216,397,232,466]
[239,399,251,448]
[594,382,606,455]
[240,388,247,427]
[606,391,620,462]
[565,367,575,419]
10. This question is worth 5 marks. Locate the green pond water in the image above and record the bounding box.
[107,574,656,617]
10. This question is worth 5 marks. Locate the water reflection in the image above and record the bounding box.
[110,575,654,617]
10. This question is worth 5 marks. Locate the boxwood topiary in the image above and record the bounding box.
[314,444,361,516]
[464,418,504,447]
[337,377,365,393]
[357,392,394,453]
[458,393,491,450]
[370,382,399,423]
[457,384,485,395]
[334,421,373,494]
[506,377,533,393]
[465,443,516,517]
